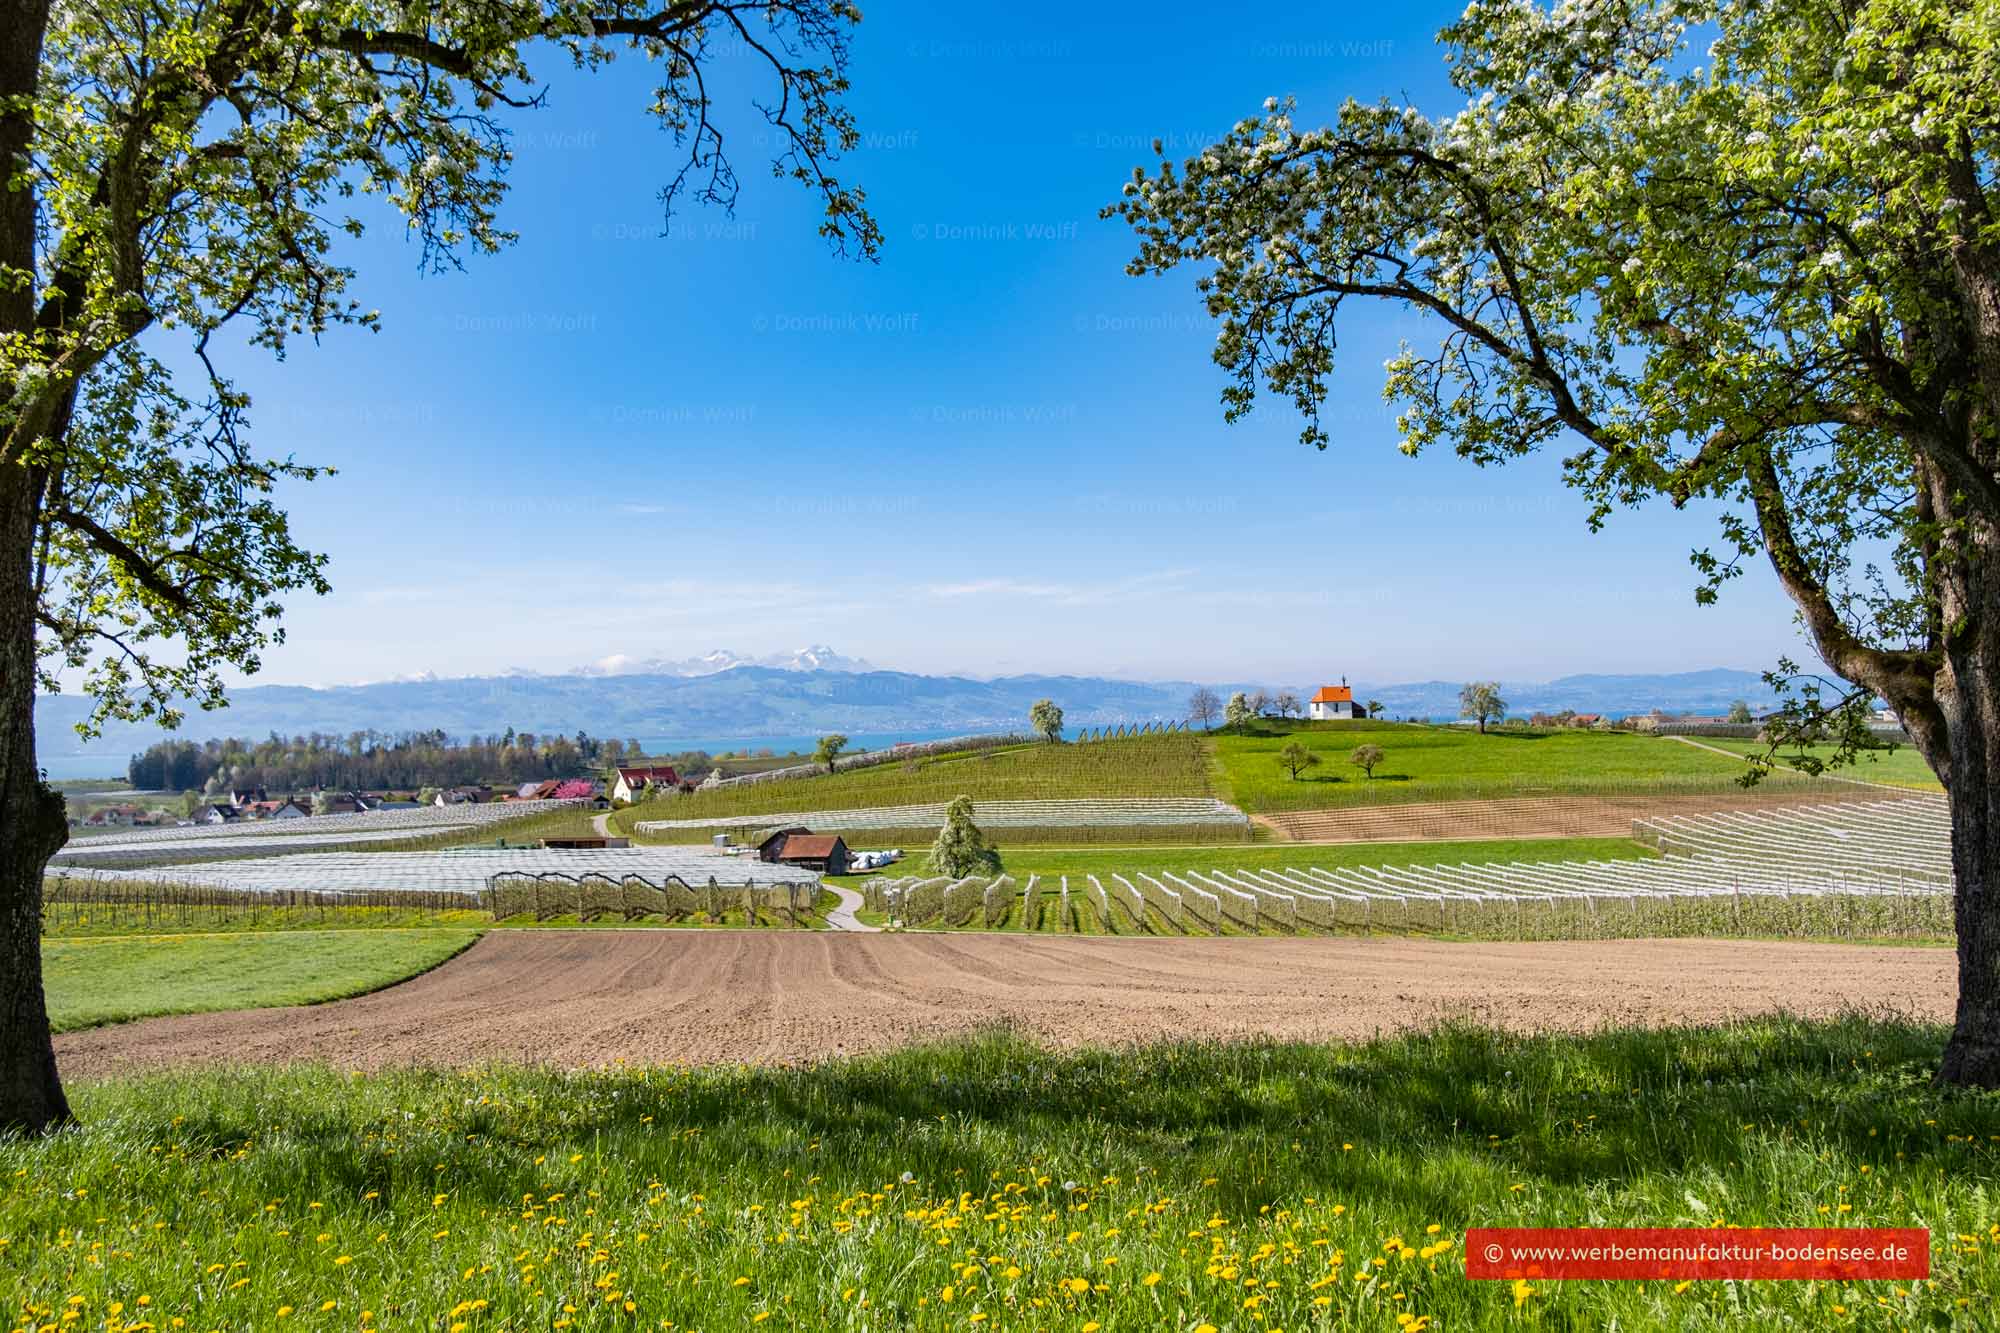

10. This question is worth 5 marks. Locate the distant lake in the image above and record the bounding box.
[38,746,131,783]
[636,727,998,759]
[35,725,1017,782]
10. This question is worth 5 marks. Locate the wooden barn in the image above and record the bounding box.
[759,831,850,875]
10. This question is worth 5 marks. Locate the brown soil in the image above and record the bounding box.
[54,931,1950,1078]
[1258,789,1885,842]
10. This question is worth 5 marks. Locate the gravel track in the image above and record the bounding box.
[53,932,1952,1077]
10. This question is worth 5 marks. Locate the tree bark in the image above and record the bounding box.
[0,0,66,1135]
[1937,514,2000,1086]
[0,464,71,1134]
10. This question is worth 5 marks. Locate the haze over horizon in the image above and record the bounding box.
[73,0,1824,695]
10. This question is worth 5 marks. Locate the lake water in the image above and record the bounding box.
[36,726,1015,782]
[633,727,1003,760]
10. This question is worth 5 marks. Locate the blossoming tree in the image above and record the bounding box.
[1107,0,2000,1082]
[0,0,878,1135]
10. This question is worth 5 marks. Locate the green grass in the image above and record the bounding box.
[1214,720,1808,812]
[6,1019,1996,1329]
[40,929,480,1032]
[1689,737,1945,791]
[612,733,1214,832]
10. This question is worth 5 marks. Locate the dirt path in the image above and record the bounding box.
[53,932,1951,1077]
[824,885,878,932]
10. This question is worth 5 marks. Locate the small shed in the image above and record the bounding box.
[755,827,813,862]
[767,833,850,875]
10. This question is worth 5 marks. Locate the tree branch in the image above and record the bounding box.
[46,508,192,613]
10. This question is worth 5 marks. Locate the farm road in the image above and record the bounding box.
[55,931,1950,1076]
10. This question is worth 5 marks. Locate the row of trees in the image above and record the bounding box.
[1278,742,1385,781]
[1187,686,1390,730]
[125,729,644,794]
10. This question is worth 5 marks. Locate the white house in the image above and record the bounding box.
[611,765,681,803]
[1307,684,1359,720]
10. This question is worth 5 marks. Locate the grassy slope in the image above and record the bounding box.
[613,733,1214,832]
[41,929,479,1032]
[7,1020,1993,1329]
[1692,737,1945,791]
[1215,720,1791,812]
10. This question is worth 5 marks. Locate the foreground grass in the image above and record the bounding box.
[1214,721,1799,812]
[6,1020,1998,1328]
[40,930,480,1032]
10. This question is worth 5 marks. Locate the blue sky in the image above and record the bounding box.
[195,1,1813,688]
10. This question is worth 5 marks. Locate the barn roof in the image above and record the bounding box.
[776,834,845,859]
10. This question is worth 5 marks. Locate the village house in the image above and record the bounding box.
[433,786,490,807]
[610,765,680,803]
[1307,684,1360,721]
[246,799,308,820]
[201,803,241,824]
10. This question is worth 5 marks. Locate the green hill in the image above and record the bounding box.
[1212,720,1806,813]
[1690,736,1942,791]
[612,731,1214,832]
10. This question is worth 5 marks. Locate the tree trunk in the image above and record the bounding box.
[1937,520,2000,1086]
[0,0,65,1135]
[0,464,71,1134]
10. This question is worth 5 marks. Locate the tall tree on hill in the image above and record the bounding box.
[1728,701,1755,725]
[1224,691,1256,731]
[1274,690,1301,720]
[1458,683,1506,735]
[0,1,880,1136]
[1109,0,2000,1079]
[1029,698,1065,743]
[814,734,850,775]
[1187,686,1221,732]
[929,795,998,878]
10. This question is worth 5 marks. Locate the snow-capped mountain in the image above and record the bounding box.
[576,645,875,677]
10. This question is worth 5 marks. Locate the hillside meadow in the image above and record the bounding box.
[611,732,1215,830]
[1212,721,1804,812]
[1694,737,1944,792]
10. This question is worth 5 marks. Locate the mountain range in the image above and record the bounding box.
[35,651,1790,763]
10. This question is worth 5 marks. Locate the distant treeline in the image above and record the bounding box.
[126,729,673,794]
